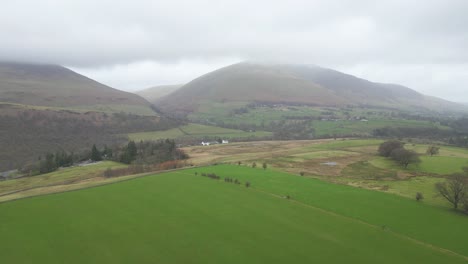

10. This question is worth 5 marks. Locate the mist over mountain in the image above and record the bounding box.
[136,84,183,104]
[0,62,152,114]
[156,62,466,115]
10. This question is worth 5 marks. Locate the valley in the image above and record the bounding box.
[1,61,468,264]
[3,2,468,264]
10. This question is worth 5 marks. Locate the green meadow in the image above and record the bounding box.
[187,165,468,257]
[371,156,468,175]
[128,123,272,141]
[0,165,467,263]
[187,103,450,137]
[0,161,126,196]
[310,119,446,136]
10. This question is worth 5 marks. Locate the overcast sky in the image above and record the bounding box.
[1,0,468,101]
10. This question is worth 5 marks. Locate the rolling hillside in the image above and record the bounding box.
[0,62,154,115]
[157,63,346,114]
[0,62,184,171]
[157,62,467,115]
[0,103,182,171]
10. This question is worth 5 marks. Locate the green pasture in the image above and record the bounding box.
[379,176,447,206]
[128,123,272,141]
[370,155,468,175]
[407,144,468,158]
[188,165,468,257]
[0,166,466,263]
[0,161,125,196]
[311,119,448,136]
[285,150,359,161]
[305,139,383,151]
[188,103,450,137]
[190,103,322,126]
[412,156,468,174]
[340,161,449,206]
[128,127,186,141]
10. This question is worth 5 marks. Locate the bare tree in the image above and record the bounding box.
[435,174,467,209]
[378,140,404,157]
[426,145,440,156]
[390,148,420,168]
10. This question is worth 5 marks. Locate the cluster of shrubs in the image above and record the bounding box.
[200,172,221,180]
[224,177,240,184]
[195,172,251,187]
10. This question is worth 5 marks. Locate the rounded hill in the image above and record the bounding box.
[157,62,466,115]
[0,62,153,114]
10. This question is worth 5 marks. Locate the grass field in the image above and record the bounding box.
[188,103,451,137]
[187,165,468,257]
[371,156,468,175]
[311,119,447,136]
[0,161,126,197]
[305,139,383,150]
[190,103,322,126]
[128,123,272,141]
[0,166,466,263]
[183,139,468,208]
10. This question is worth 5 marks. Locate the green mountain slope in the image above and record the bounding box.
[0,62,154,115]
[275,64,464,112]
[157,62,467,115]
[0,62,185,171]
[157,63,347,114]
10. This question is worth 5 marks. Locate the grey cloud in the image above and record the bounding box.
[1,0,468,100]
[2,0,468,66]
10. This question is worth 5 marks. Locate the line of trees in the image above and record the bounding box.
[20,139,188,177]
[21,151,77,175]
[197,172,251,188]
[104,160,186,178]
[0,105,184,171]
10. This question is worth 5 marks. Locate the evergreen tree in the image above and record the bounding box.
[127,141,137,159]
[102,145,113,159]
[120,141,137,164]
[91,144,102,161]
[39,153,57,174]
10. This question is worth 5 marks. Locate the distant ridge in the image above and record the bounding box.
[157,62,467,115]
[136,84,183,104]
[0,61,154,115]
